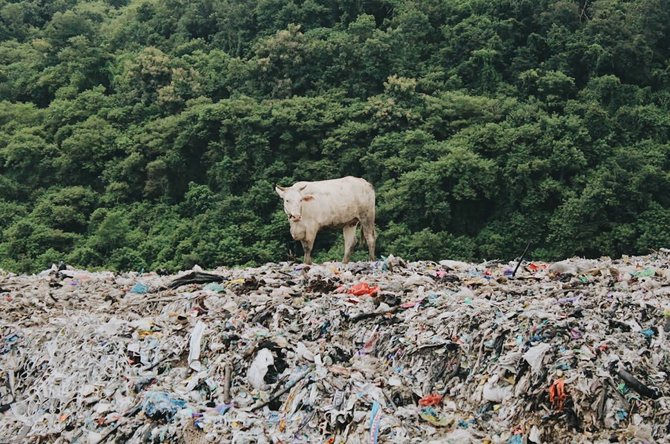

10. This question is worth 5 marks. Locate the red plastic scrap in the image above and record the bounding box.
[527,263,548,272]
[348,282,379,296]
[549,378,567,411]
[418,393,444,407]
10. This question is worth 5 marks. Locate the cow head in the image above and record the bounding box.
[275,184,313,222]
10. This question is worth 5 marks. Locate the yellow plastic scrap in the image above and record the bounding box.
[138,328,162,339]
[419,408,453,427]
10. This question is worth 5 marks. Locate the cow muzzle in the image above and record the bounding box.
[289,215,301,222]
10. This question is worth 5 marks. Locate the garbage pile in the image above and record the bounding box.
[1,250,670,443]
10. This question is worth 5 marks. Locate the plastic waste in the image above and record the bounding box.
[419,407,453,427]
[142,391,186,420]
[247,348,274,391]
[523,343,551,374]
[348,282,379,296]
[2,252,670,442]
[527,262,548,272]
[203,282,225,293]
[188,321,207,372]
[482,376,513,403]
[0,333,20,355]
[369,401,382,444]
[549,378,566,411]
[418,393,443,407]
[130,282,149,294]
[167,271,226,289]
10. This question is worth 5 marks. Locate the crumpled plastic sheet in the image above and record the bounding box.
[1,250,670,443]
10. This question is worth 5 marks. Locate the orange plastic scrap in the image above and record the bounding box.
[347,282,379,296]
[549,378,567,411]
[418,393,444,407]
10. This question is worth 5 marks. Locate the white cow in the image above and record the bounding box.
[275,176,376,264]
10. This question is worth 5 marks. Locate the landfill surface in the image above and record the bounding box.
[1,250,670,444]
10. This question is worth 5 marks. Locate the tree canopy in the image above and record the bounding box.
[1,0,669,272]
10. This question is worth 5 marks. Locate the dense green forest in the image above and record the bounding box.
[0,0,669,273]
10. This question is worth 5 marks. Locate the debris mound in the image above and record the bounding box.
[2,251,670,443]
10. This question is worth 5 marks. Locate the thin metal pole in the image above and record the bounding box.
[512,241,531,277]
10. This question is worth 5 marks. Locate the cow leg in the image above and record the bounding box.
[342,224,358,264]
[300,240,312,265]
[361,222,376,261]
[301,230,317,265]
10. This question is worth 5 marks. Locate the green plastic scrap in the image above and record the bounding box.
[634,268,655,277]
[204,282,226,293]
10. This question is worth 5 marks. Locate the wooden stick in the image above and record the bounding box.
[98,403,142,443]
[349,306,399,323]
[223,364,232,404]
[248,371,312,412]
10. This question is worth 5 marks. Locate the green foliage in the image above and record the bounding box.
[31,186,99,232]
[0,0,669,273]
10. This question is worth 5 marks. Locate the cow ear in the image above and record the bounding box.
[302,195,315,202]
[275,185,286,197]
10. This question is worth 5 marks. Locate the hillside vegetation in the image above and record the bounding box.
[0,0,669,272]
